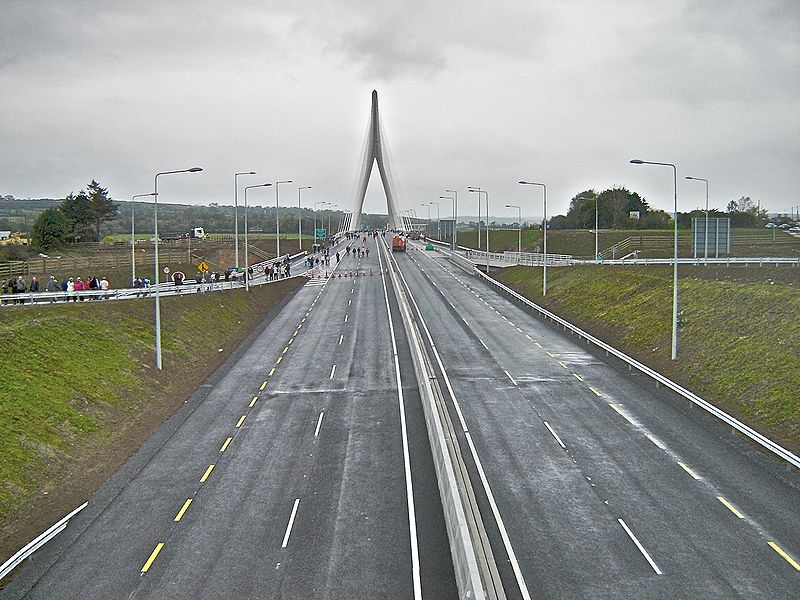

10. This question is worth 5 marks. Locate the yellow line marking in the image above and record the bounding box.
[219,437,232,452]
[678,462,701,480]
[546,351,555,357]
[301,318,306,323]
[249,396,258,408]
[717,496,744,518]
[236,415,247,428]
[535,342,542,347]
[558,361,568,369]
[297,323,303,329]
[269,368,276,376]
[174,498,193,522]
[141,543,164,573]
[282,347,288,354]
[589,387,602,397]
[200,464,215,482]
[288,338,294,344]
[573,373,584,382]
[768,542,800,570]
[609,403,624,415]
[260,381,268,390]
[276,356,282,364]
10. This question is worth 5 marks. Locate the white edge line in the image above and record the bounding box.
[543,421,566,449]
[504,369,517,386]
[479,339,488,350]
[338,334,343,345]
[618,518,663,575]
[281,499,300,548]
[466,433,533,599]
[329,364,336,379]
[377,238,422,599]
[314,411,324,438]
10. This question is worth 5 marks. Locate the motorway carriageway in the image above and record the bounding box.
[2,235,457,600]
[383,239,800,599]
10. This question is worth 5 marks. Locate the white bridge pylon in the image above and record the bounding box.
[348,90,406,232]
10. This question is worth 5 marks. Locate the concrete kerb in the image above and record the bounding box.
[451,259,800,472]
[382,243,501,600]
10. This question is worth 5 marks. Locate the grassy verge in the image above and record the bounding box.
[495,265,800,451]
[0,278,304,559]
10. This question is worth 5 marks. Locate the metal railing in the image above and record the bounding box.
[0,252,311,308]
[578,256,800,266]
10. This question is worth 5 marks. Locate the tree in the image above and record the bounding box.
[86,180,117,240]
[30,207,69,250]
[737,196,755,214]
[61,191,94,241]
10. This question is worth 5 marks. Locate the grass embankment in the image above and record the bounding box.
[0,278,304,559]
[496,265,800,451]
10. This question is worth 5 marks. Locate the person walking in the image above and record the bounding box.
[30,276,39,293]
[67,277,76,301]
[74,276,84,301]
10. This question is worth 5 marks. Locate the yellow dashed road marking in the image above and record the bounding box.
[200,464,215,482]
[174,498,193,522]
[141,543,164,573]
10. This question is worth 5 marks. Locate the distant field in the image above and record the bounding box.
[0,277,304,560]
[496,264,800,452]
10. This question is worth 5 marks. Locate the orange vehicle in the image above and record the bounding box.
[392,235,407,252]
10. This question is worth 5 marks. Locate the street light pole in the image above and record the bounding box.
[234,171,256,270]
[153,167,203,370]
[506,204,521,259]
[297,186,311,250]
[244,183,272,292]
[446,189,458,249]
[631,159,679,360]
[472,186,482,249]
[275,180,293,259]
[328,204,338,236]
[439,195,455,246]
[430,201,440,239]
[519,181,547,295]
[468,188,489,272]
[131,193,155,284]
[686,176,709,261]
[314,200,327,247]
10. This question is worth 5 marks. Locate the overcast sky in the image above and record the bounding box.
[2,0,798,219]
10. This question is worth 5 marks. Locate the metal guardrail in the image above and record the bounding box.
[449,256,800,471]
[577,256,800,266]
[0,502,88,581]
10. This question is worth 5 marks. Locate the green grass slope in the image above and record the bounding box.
[0,278,303,557]
[496,265,800,451]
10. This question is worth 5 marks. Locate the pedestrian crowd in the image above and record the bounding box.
[1,274,111,304]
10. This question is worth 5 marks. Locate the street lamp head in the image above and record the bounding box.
[629,159,644,165]
[188,167,203,172]
[518,181,529,184]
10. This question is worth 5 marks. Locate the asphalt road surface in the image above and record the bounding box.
[2,235,457,600]
[385,240,799,599]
